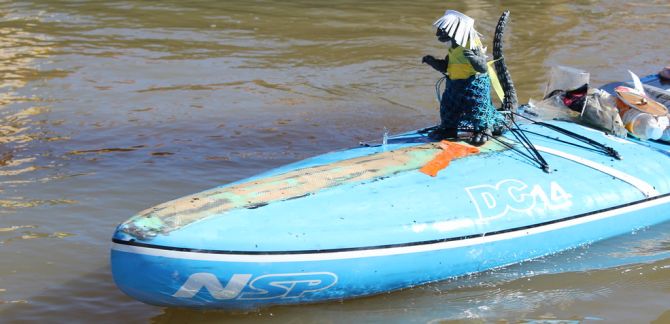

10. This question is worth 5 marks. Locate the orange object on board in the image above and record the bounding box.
[420,140,480,177]
[614,86,668,119]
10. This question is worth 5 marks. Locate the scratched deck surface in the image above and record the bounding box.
[120,138,508,239]
[114,121,670,253]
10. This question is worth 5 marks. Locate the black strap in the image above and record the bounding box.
[511,111,622,160]
[502,119,551,173]
[534,121,621,160]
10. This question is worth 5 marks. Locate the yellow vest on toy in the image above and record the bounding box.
[447,38,485,80]
[447,46,477,80]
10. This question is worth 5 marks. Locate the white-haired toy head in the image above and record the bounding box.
[433,10,481,50]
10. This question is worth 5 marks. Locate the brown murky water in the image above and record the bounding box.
[1,0,669,322]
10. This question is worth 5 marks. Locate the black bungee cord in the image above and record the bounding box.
[512,111,622,160]
[493,115,551,173]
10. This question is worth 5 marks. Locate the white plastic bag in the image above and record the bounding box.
[544,66,590,99]
[580,89,627,138]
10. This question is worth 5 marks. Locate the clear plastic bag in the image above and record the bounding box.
[544,66,590,99]
[580,89,627,138]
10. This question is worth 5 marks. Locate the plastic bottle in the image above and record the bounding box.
[622,109,664,140]
[660,127,670,142]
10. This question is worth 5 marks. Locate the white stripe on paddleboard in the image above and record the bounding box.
[534,145,659,198]
[112,194,670,263]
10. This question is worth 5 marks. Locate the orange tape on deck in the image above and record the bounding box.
[419,141,480,177]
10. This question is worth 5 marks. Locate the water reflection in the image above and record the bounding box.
[0,9,72,213]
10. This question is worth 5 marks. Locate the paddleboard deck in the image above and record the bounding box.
[118,135,510,240]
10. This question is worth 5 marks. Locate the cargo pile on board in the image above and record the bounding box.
[526,66,670,142]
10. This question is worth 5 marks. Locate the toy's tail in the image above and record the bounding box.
[493,10,518,112]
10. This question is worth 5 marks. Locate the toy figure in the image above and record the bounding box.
[422,10,504,145]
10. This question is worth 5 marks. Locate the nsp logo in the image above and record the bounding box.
[173,272,338,300]
[465,179,572,220]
